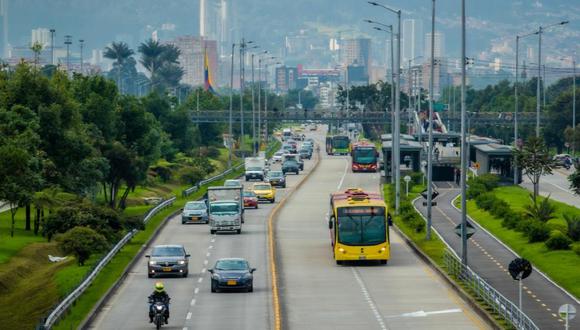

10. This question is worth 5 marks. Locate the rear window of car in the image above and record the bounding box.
[243,191,256,197]
[185,202,206,210]
[269,171,283,178]
[215,259,249,270]
[152,246,184,257]
[254,184,271,190]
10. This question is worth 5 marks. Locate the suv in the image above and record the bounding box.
[299,148,311,160]
[265,170,286,188]
[181,200,208,224]
[146,245,190,278]
[282,159,300,175]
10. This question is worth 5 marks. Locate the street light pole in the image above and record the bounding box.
[574,58,577,156]
[460,0,468,265]
[240,39,245,155]
[64,35,72,75]
[228,43,235,168]
[79,39,84,74]
[426,0,436,240]
[50,29,55,66]
[251,53,256,156]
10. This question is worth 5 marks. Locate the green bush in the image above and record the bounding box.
[475,192,496,211]
[122,215,146,231]
[525,194,556,223]
[573,245,580,256]
[206,146,221,158]
[178,165,206,186]
[475,173,500,191]
[410,172,423,185]
[545,231,572,250]
[57,226,110,265]
[502,212,524,230]
[467,182,487,199]
[564,214,580,241]
[515,217,533,233]
[525,221,551,243]
[490,200,512,218]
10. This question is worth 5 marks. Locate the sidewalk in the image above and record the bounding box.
[414,188,579,330]
[520,168,580,207]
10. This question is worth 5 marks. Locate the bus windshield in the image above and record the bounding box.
[353,148,377,164]
[337,207,386,246]
[333,137,350,149]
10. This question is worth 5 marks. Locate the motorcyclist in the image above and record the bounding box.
[148,282,170,324]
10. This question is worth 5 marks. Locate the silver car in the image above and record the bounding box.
[182,200,208,224]
[147,245,190,278]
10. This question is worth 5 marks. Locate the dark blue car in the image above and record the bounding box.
[209,258,256,293]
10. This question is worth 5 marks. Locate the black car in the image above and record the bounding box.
[209,258,256,292]
[299,148,312,160]
[282,159,300,175]
[265,170,287,188]
[146,245,190,278]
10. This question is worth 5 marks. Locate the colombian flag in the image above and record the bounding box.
[204,47,217,95]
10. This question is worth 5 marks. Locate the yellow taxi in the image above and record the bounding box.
[252,183,276,203]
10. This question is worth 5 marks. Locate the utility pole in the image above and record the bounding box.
[426,0,436,240]
[574,58,577,156]
[251,53,256,156]
[239,39,245,155]
[228,43,235,168]
[460,0,468,265]
[64,35,72,75]
[50,29,55,66]
[79,39,85,74]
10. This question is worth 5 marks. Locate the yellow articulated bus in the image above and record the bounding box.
[328,188,390,265]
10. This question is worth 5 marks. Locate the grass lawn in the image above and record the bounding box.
[463,186,580,299]
[0,208,44,264]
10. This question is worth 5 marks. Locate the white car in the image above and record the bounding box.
[273,152,284,163]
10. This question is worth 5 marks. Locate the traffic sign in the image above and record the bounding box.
[454,221,476,239]
[420,189,439,200]
[422,201,437,206]
[508,258,532,281]
[559,304,576,320]
[404,175,411,183]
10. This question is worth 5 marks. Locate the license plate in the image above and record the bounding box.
[227,280,237,285]
[358,256,367,260]
[163,267,172,272]
[191,217,199,221]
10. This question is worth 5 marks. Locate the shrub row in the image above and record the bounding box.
[467,174,500,199]
[399,200,425,233]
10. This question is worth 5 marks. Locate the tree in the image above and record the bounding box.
[138,39,183,91]
[563,214,580,241]
[104,42,135,93]
[514,136,553,200]
[525,194,556,223]
[57,226,109,266]
[30,42,43,68]
[569,162,580,195]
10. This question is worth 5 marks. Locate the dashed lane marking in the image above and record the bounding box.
[194,288,199,294]
[190,299,196,306]
[351,268,389,330]
[198,277,203,283]
[186,312,192,320]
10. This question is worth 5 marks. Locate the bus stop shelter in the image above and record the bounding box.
[382,139,422,179]
[474,143,520,182]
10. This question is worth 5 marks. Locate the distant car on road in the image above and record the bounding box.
[146,245,190,278]
[209,258,256,293]
[265,170,286,188]
[282,159,300,175]
[553,154,572,169]
[224,179,243,188]
[272,151,284,163]
[299,148,312,160]
[181,200,208,224]
[243,191,258,209]
[252,183,276,203]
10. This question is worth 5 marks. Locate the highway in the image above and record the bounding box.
[89,135,319,330]
[89,128,487,330]
[520,167,580,207]
[275,132,488,329]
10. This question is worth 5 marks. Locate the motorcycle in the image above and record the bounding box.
[149,299,169,329]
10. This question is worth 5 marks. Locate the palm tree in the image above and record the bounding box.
[30,42,43,68]
[103,42,135,92]
[139,39,183,91]
[525,194,556,223]
[138,39,165,79]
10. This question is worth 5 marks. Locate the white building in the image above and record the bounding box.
[424,32,445,59]
[31,28,51,48]
[402,19,423,65]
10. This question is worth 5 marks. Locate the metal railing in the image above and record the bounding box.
[443,250,539,330]
[38,197,176,330]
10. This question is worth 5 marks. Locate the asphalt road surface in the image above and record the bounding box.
[89,136,319,330]
[521,168,580,207]
[276,132,488,330]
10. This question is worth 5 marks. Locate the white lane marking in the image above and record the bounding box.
[203,260,208,265]
[183,327,188,330]
[186,312,192,320]
[211,238,216,243]
[206,252,211,257]
[351,268,388,330]
[190,298,196,306]
[337,159,349,190]
[387,308,463,318]
[198,277,203,283]
[208,245,213,249]
[194,287,199,294]
[201,268,206,273]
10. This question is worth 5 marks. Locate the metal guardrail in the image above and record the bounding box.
[443,250,539,330]
[181,142,279,198]
[39,197,176,330]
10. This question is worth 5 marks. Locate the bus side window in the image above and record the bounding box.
[329,216,335,229]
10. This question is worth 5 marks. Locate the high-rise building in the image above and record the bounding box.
[275,66,298,92]
[424,32,445,59]
[200,0,229,55]
[402,19,423,65]
[0,0,8,59]
[342,38,371,78]
[31,28,51,48]
[166,36,218,87]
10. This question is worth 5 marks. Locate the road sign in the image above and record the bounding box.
[559,304,576,330]
[508,258,532,281]
[433,103,448,112]
[404,175,411,183]
[420,189,439,200]
[454,221,476,239]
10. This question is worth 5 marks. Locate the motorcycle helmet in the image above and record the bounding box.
[155,282,164,292]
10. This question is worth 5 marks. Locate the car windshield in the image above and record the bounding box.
[151,246,184,257]
[243,191,256,197]
[333,137,350,149]
[247,167,262,171]
[353,148,377,164]
[284,160,297,165]
[185,202,206,210]
[210,203,239,214]
[337,207,386,246]
[269,171,283,178]
[254,184,271,190]
[275,152,283,157]
[215,259,249,271]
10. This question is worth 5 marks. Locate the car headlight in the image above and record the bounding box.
[212,274,221,280]
[178,260,186,265]
[155,305,164,311]
[149,261,157,265]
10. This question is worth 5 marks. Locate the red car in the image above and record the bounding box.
[243,191,258,209]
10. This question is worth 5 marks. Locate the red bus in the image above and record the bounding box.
[351,141,379,172]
